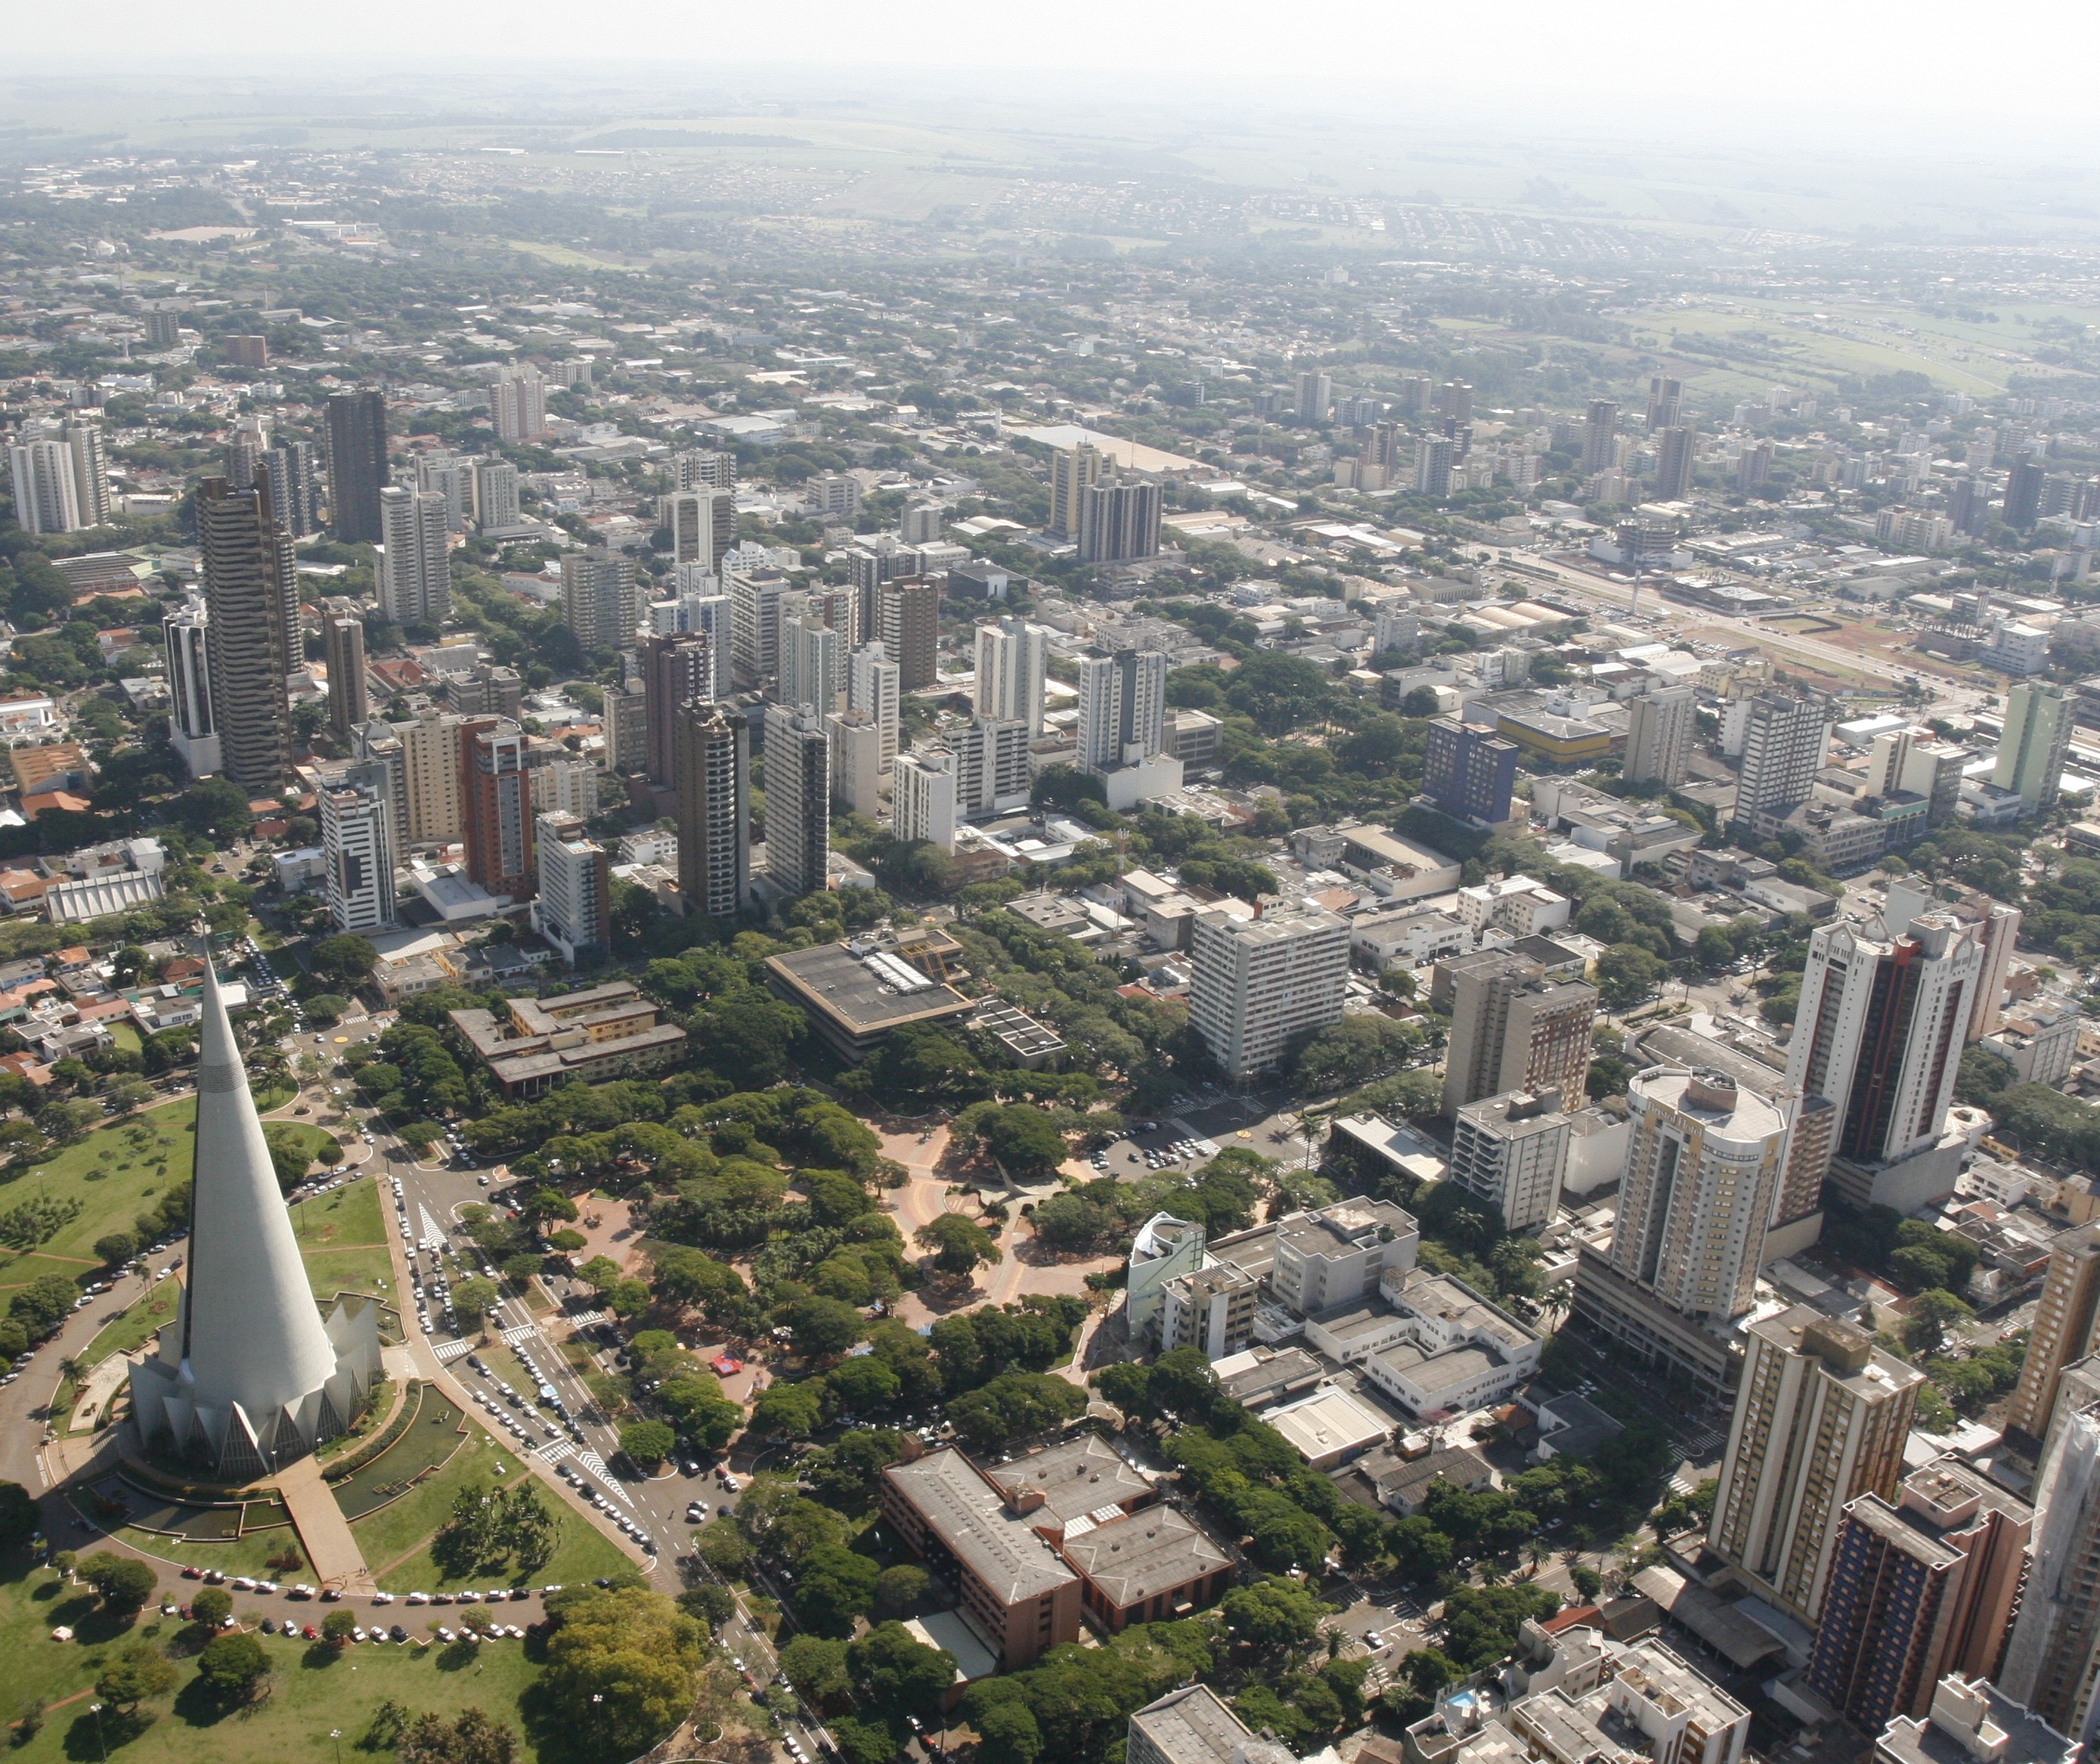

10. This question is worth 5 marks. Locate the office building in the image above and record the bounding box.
[661,488,734,575]
[460,718,534,901]
[319,765,397,935]
[779,607,845,715]
[1078,479,1163,564]
[1441,951,1597,1116]
[562,552,643,653]
[163,597,221,781]
[1646,376,1685,432]
[826,710,885,817]
[670,448,734,491]
[763,704,830,899]
[873,576,940,690]
[1806,1458,2032,1730]
[144,308,181,348]
[1872,729,1965,828]
[266,440,320,537]
[1707,1309,1920,1624]
[441,662,522,721]
[893,749,958,850]
[472,458,521,532]
[1128,1687,1291,1764]
[376,486,452,628]
[1076,648,1168,775]
[1423,717,1519,824]
[1048,442,1104,542]
[531,811,612,966]
[1189,901,1349,1080]
[395,712,466,846]
[2006,458,2047,532]
[1414,436,1456,498]
[324,389,389,544]
[1606,1068,1786,1322]
[1730,690,1829,841]
[7,437,84,534]
[729,566,791,689]
[1738,443,1773,491]
[1784,910,1980,1173]
[126,965,380,1478]
[640,632,714,787]
[321,615,369,737]
[848,643,901,780]
[974,616,1050,733]
[197,473,296,796]
[1995,680,2073,815]
[1582,399,1622,473]
[879,1449,1083,1669]
[1448,1090,1571,1235]
[1650,425,1696,501]
[898,500,946,544]
[1159,1260,1265,1359]
[489,366,547,445]
[1295,369,1333,422]
[674,702,750,919]
[350,722,409,858]
[2004,1226,2100,1444]
[949,716,1033,818]
[1622,687,1696,789]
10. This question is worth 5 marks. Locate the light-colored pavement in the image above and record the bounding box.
[275,1453,374,1593]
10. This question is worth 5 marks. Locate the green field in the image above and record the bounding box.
[79,1276,182,1369]
[345,1425,631,1594]
[0,1552,555,1763]
[292,1178,395,1309]
[101,1518,300,1580]
[0,1099,194,1299]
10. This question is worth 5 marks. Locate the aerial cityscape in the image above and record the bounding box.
[8,43,2100,1764]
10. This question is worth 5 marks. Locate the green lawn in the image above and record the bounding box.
[0,1554,556,1762]
[107,1022,142,1055]
[292,1177,395,1308]
[376,1506,633,1597]
[100,1518,301,1580]
[0,1100,195,1301]
[79,1276,182,1369]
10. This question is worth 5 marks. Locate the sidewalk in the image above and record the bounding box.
[277,1454,374,1594]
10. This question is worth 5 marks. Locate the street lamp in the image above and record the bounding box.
[332,1728,343,1764]
[88,1703,107,1763]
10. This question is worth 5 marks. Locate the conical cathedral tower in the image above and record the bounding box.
[129,960,380,1478]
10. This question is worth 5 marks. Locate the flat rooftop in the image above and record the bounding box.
[979,1435,1151,1527]
[1129,1686,1287,1764]
[766,941,974,1033]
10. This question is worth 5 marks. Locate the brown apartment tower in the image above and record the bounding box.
[324,389,389,544]
[640,631,713,787]
[322,612,369,737]
[874,576,940,690]
[196,470,296,796]
[459,717,534,901]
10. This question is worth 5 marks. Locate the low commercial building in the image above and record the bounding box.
[1060,1506,1234,1632]
[1159,1260,1262,1359]
[879,1450,1084,1669]
[764,937,975,1061]
[448,982,687,1099]
[1128,1686,1296,1764]
[1358,1267,1544,1417]
[1262,1385,1390,1468]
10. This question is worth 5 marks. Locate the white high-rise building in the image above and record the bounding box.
[763,703,831,899]
[1625,686,1696,787]
[63,420,110,526]
[974,616,1050,733]
[127,964,382,1478]
[319,767,397,935]
[471,458,520,532]
[415,450,472,533]
[848,643,901,778]
[1730,690,1830,841]
[1708,1308,1920,1625]
[894,749,959,851]
[7,439,80,534]
[1076,648,1168,775]
[1448,1090,1572,1235]
[531,811,612,966]
[949,715,1033,818]
[1189,901,1349,1080]
[671,448,736,491]
[1784,910,1981,1176]
[376,486,452,626]
[780,606,845,715]
[531,757,598,819]
[825,709,886,817]
[650,594,731,698]
[489,366,547,445]
[163,597,221,781]
[1608,1067,1787,1322]
[728,566,791,688]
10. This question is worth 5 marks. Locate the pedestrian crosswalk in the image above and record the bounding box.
[534,1437,576,1465]
[568,1310,607,1328]
[432,1340,474,1363]
[500,1323,537,1346]
[418,1205,448,1252]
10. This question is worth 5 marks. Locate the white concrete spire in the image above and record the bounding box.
[131,957,379,1477]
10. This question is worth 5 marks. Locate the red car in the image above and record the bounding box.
[301,1624,319,1642]
[179,1565,202,1580]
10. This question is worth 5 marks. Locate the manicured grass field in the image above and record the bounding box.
[103,1518,302,1580]
[293,1177,395,1308]
[0,1554,553,1763]
[0,1100,194,1299]
[376,1506,633,1597]
[78,1275,182,1369]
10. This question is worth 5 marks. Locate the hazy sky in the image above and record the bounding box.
[12,0,2100,145]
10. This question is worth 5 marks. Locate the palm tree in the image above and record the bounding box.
[1525,1541,1548,1580]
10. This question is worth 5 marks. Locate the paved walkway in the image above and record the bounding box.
[69,1356,131,1433]
[277,1455,374,1594]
